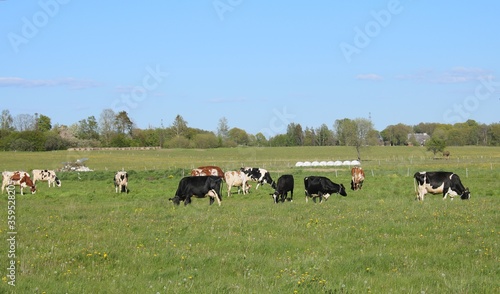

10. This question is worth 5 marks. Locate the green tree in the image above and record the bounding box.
[37,114,52,132]
[426,128,447,156]
[315,124,334,146]
[286,123,303,146]
[254,132,268,146]
[171,114,188,138]
[228,127,249,145]
[192,133,219,148]
[381,123,412,146]
[303,127,316,146]
[115,111,134,135]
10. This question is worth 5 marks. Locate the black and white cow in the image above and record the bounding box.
[240,167,276,190]
[304,176,347,203]
[414,171,470,201]
[32,169,61,187]
[114,171,129,193]
[270,174,294,203]
[169,176,223,206]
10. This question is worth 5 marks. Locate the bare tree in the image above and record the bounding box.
[0,109,14,130]
[217,117,229,141]
[99,108,116,145]
[13,114,35,131]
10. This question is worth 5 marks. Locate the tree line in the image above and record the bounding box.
[0,109,499,153]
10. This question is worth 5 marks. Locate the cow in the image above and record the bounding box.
[270,174,294,203]
[114,171,129,193]
[224,170,251,197]
[240,167,276,190]
[304,176,347,203]
[169,176,223,206]
[190,166,224,179]
[32,169,61,188]
[350,167,365,191]
[2,171,36,195]
[414,171,470,201]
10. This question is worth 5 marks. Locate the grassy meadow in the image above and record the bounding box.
[0,146,499,293]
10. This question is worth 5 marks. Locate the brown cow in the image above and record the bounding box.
[191,166,224,179]
[2,171,36,195]
[350,167,365,191]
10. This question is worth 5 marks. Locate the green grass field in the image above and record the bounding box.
[1,146,499,293]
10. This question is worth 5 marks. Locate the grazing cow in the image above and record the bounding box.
[114,171,129,193]
[190,166,224,179]
[240,167,276,190]
[414,171,470,201]
[304,176,347,203]
[350,167,365,191]
[169,176,223,206]
[2,171,36,195]
[224,170,251,197]
[270,174,294,203]
[32,169,61,187]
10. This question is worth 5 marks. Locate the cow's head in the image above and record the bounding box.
[30,184,37,194]
[339,184,347,197]
[55,177,62,187]
[460,188,471,200]
[270,191,280,203]
[169,196,181,206]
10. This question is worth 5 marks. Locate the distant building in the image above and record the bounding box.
[408,133,430,146]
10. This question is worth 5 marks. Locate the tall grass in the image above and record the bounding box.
[0,146,499,293]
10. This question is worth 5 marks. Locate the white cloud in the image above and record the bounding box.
[396,67,494,84]
[356,74,383,81]
[0,77,102,89]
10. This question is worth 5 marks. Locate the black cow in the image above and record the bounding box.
[240,167,276,190]
[270,174,294,203]
[304,176,347,203]
[414,171,470,201]
[169,176,223,206]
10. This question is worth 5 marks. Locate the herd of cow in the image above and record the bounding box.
[1,170,61,195]
[2,166,471,205]
[165,165,471,206]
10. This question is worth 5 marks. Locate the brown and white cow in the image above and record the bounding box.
[224,170,251,197]
[350,167,365,191]
[2,171,36,195]
[191,166,224,179]
[32,169,61,187]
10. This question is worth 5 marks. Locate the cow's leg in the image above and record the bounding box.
[227,184,232,198]
[208,189,221,206]
[256,182,261,190]
[290,189,293,202]
[417,187,426,201]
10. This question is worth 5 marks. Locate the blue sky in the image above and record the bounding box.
[1,1,499,137]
